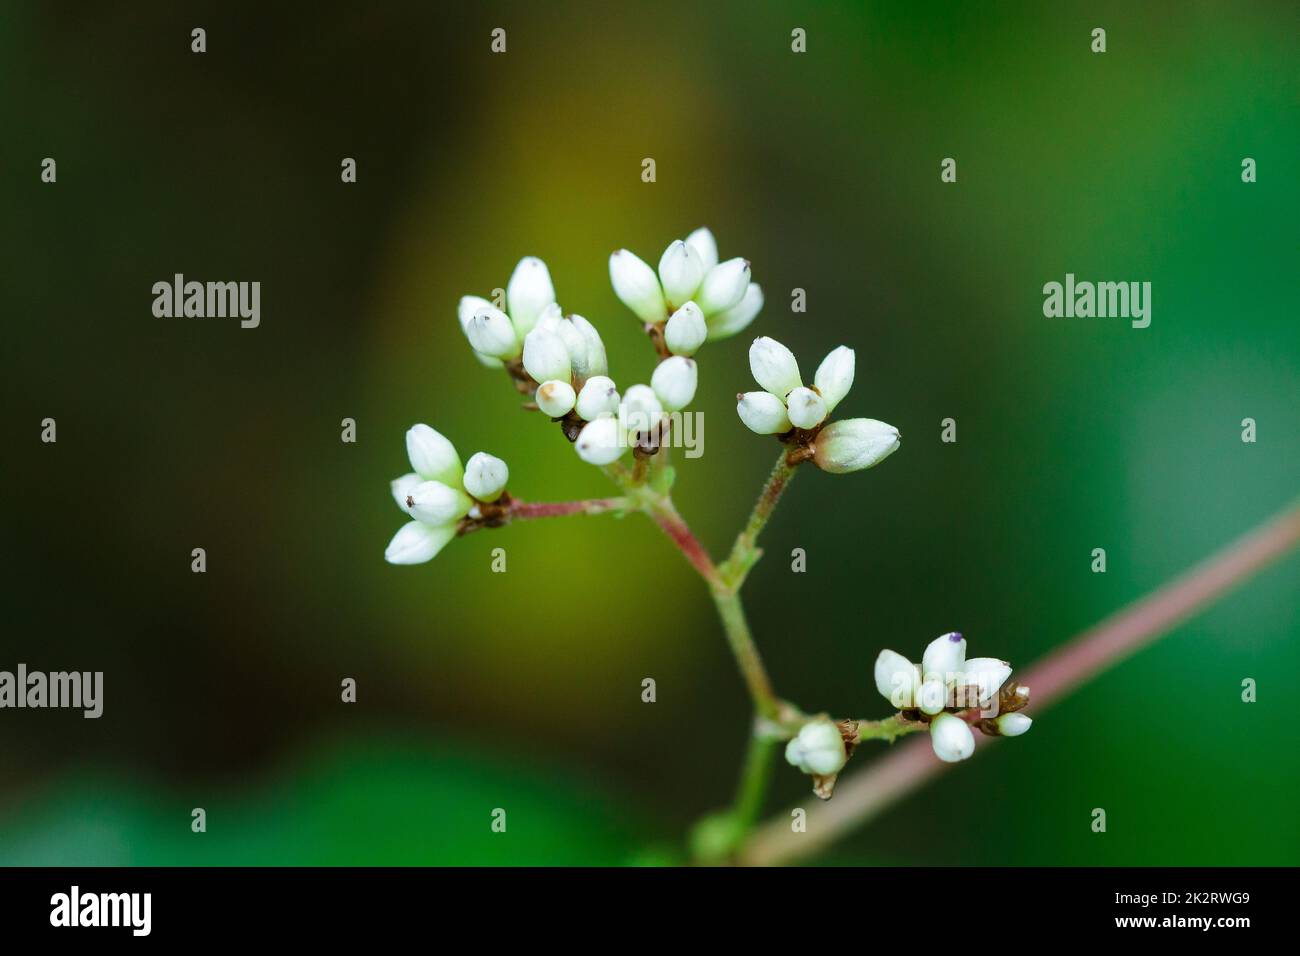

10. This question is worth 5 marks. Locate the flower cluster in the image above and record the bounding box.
[874,632,1032,762]
[609,227,763,351]
[456,253,704,467]
[385,425,510,565]
[737,337,901,474]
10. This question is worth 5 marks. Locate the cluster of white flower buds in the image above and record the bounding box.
[385,425,510,565]
[456,254,703,468]
[609,227,763,351]
[874,632,1032,763]
[737,337,901,474]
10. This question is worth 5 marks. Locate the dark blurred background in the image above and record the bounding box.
[2,1,1296,864]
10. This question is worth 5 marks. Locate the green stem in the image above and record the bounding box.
[718,452,801,590]
[712,589,781,720]
[732,735,779,830]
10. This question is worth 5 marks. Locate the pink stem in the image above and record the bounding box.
[509,498,626,520]
[739,498,1300,866]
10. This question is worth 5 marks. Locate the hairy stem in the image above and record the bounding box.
[712,589,781,720]
[738,497,1300,866]
[510,497,630,520]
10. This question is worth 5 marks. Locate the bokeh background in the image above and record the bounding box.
[2,0,1297,865]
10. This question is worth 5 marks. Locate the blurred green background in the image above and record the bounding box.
[2,1,1296,865]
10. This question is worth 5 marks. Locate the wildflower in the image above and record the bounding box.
[738,339,897,475]
[650,356,698,412]
[873,632,1029,762]
[385,426,508,565]
[609,228,762,344]
[811,419,900,473]
[575,376,620,421]
[929,713,976,763]
[784,719,848,777]
[458,256,557,364]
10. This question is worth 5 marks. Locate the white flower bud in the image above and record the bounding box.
[685,226,719,271]
[696,257,751,314]
[568,314,608,379]
[996,713,1033,737]
[609,249,666,323]
[917,679,947,716]
[812,418,900,474]
[922,632,967,684]
[735,391,792,434]
[813,346,855,413]
[930,713,976,763]
[405,480,472,525]
[522,327,572,384]
[457,295,504,367]
[550,317,591,380]
[785,386,827,430]
[406,424,462,485]
[390,472,422,514]
[706,282,763,341]
[650,356,698,412]
[784,719,847,776]
[960,658,1014,706]
[505,256,556,337]
[466,306,519,359]
[462,452,509,502]
[657,239,706,306]
[663,302,707,356]
[384,520,457,565]
[748,336,802,399]
[874,649,922,708]
[621,384,663,438]
[575,375,620,421]
[535,379,577,418]
[574,415,627,465]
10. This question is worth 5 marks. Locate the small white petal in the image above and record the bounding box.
[917,679,947,716]
[706,282,763,341]
[551,318,591,380]
[874,649,921,708]
[663,302,708,356]
[568,314,608,379]
[620,384,663,439]
[390,472,422,514]
[457,295,504,367]
[736,391,792,434]
[406,425,462,485]
[462,452,509,503]
[930,713,976,763]
[785,386,827,430]
[522,327,572,384]
[922,632,968,684]
[405,480,472,525]
[535,380,577,418]
[575,415,627,465]
[685,226,719,271]
[505,256,556,337]
[960,658,1014,707]
[384,520,456,565]
[575,376,620,421]
[813,346,855,413]
[650,356,698,412]
[996,713,1033,737]
[812,418,900,474]
[609,249,666,323]
[783,719,847,776]
[466,306,519,359]
[748,336,802,399]
[696,257,751,315]
[658,239,706,306]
